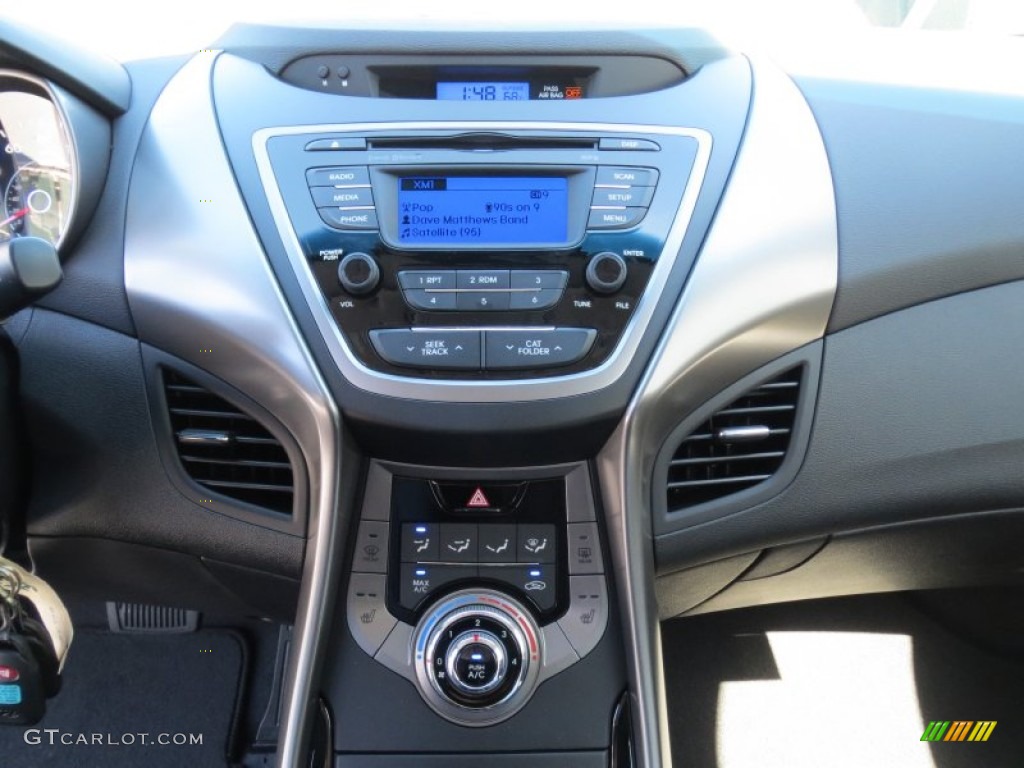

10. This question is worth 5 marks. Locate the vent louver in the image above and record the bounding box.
[666,367,802,512]
[163,370,294,515]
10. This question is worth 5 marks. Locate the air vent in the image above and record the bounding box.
[163,370,294,515]
[666,367,802,512]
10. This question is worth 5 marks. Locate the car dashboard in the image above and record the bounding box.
[1,17,1024,768]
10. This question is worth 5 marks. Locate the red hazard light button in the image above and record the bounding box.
[0,666,20,682]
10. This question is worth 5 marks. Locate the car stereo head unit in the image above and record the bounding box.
[264,128,701,380]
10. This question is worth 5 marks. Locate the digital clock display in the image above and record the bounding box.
[436,82,530,101]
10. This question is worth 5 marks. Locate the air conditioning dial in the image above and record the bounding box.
[413,589,541,726]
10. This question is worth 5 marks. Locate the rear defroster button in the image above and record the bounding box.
[484,328,596,370]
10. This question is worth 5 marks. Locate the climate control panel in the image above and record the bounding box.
[346,463,609,726]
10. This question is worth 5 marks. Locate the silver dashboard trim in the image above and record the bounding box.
[0,69,80,253]
[598,58,838,768]
[252,121,711,402]
[122,54,342,768]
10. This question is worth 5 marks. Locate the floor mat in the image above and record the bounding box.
[0,629,245,768]
[661,592,1024,768]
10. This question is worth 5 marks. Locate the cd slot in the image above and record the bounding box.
[367,134,597,151]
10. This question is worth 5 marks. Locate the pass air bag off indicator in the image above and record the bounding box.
[397,176,569,246]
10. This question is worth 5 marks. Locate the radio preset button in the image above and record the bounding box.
[319,208,378,230]
[595,166,659,187]
[484,329,596,370]
[509,270,568,290]
[591,186,655,207]
[587,207,647,230]
[369,329,481,369]
[456,270,510,290]
[509,289,561,311]
[311,186,375,208]
[398,271,457,290]
[306,166,370,186]
[456,291,511,311]
[404,290,457,311]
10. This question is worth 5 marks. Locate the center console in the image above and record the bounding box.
[347,463,607,728]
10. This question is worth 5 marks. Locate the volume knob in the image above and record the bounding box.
[337,252,380,295]
[585,251,628,294]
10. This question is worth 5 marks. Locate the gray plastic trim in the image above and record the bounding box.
[597,58,837,768]
[253,121,711,403]
[122,54,341,768]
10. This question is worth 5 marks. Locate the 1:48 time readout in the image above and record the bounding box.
[435,81,529,101]
[397,177,569,246]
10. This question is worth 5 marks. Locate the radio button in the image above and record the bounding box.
[404,290,457,311]
[369,329,481,369]
[311,186,375,207]
[484,328,596,369]
[596,167,659,187]
[306,166,370,186]
[318,208,378,230]
[509,289,561,311]
[591,186,655,207]
[509,270,568,290]
[456,291,510,311]
[398,270,457,290]
[456,270,510,290]
[587,207,647,230]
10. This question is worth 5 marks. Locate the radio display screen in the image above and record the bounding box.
[397,176,569,246]
[436,82,530,101]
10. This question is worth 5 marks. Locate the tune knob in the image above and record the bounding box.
[413,589,542,726]
[585,251,628,294]
[337,252,380,295]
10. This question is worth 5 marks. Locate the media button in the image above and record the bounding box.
[311,186,375,208]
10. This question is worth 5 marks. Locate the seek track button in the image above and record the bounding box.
[370,329,481,369]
